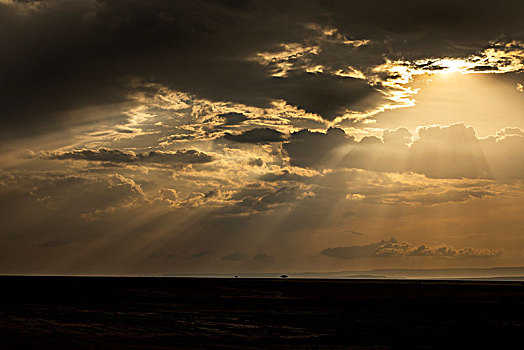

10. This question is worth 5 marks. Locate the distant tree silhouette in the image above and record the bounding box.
[280,274,288,280]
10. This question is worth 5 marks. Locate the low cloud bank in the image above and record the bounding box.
[322,238,502,259]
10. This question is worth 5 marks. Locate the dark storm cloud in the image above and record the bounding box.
[143,150,213,165]
[216,112,249,126]
[223,128,286,143]
[322,238,501,259]
[3,0,524,138]
[272,72,384,121]
[50,148,135,163]
[0,0,314,136]
[318,0,524,60]
[47,148,213,165]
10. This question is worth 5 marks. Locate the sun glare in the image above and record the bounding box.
[435,59,471,74]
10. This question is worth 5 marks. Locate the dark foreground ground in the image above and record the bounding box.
[1,276,524,349]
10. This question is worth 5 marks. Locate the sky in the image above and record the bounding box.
[0,0,523,276]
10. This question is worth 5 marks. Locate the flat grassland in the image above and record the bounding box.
[1,276,523,348]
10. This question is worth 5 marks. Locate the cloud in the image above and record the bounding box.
[231,185,314,212]
[408,124,488,178]
[383,127,412,146]
[0,172,149,256]
[216,112,249,126]
[0,172,144,209]
[407,245,502,258]
[271,72,385,121]
[283,123,524,179]
[260,170,312,183]
[322,238,502,259]
[256,165,513,207]
[283,127,351,168]
[192,251,210,258]
[49,148,135,163]
[253,253,272,262]
[140,150,213,164]
[47,148,213,165]
[222,251,246,261]
[248,158,264,167]
[497,127,524,138]
[203,112,250,131]
[382,188,495,206]
[223,128,286,143]
[32,174,145,214]
[4,0,524,139]
[322,239,408,260]
[148,252,179,261]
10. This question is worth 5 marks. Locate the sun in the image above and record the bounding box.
[433,59,475,75]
